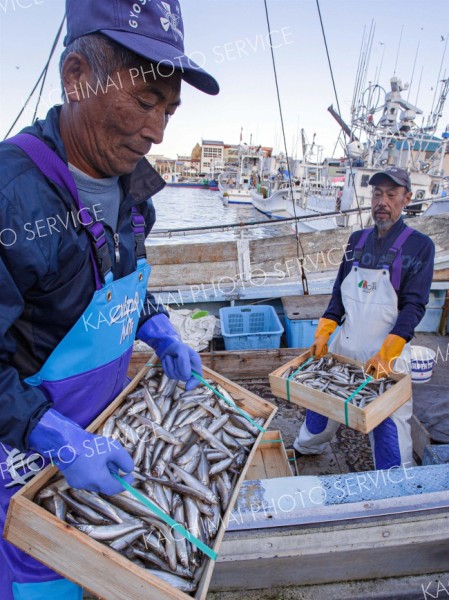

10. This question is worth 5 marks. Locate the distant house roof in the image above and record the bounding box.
[202,140,224,146]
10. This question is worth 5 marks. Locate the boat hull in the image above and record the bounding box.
[166,182,219,190]
[250,189,291,219]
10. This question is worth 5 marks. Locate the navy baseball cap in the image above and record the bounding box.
[64,0,219,95]
[369,167,411,192]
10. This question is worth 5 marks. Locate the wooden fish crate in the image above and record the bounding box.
[285,449,299,476]
[269,350,411,434]
[5,364,276,600]
[245,430,294,480]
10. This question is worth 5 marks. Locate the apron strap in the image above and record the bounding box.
[131,207,147,260]
[380,226,414,291]
[353,228,373,267]
[4,133,112,290]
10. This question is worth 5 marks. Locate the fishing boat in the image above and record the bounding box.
[251,179,341,229]
[218,145,265,205]
[251,138,343,224]
[250,75,449,233]
[250,180,293,219]
[330,73,449,227]
[162,172,219,190]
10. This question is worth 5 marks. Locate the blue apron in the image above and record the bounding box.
[0,134,150,599]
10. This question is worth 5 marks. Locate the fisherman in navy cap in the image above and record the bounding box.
[0,1,218,597]
[293,167,435,473]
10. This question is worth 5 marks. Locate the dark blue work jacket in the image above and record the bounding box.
[324,218,435,341]
[0,106,165,449]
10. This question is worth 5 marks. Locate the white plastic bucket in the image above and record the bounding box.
[410,345,437,384]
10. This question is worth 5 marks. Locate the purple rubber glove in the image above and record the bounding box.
[137,313,202,390]
[28,408,134,495]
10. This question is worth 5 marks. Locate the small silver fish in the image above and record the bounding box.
[75,522,142,541]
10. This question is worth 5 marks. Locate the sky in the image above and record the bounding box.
[0,0,448,161]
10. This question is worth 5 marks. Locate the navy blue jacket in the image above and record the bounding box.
[323,218,435,342]
[0,106,166,450]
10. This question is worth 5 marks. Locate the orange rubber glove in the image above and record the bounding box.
[365,334,406,379]
[311,318,338,358]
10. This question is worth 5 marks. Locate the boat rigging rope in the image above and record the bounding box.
[263,0,309,295]
[315,0,364,230]
[3,15,66,140]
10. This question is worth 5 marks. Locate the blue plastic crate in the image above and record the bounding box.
[220,305,284,351]
[285,317,340,349]
[415,290,445,333]
[285,317,318,348]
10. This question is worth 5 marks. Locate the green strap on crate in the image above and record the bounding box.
[192,370,265,433]
[258,439,283,444]
[343,375,373,426]
[286,355,315,402]
[112,473,217,561]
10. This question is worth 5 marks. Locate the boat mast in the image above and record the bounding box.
[425,77,449,136]
[427,33,449,133]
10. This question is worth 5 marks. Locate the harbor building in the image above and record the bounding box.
[200,140,225,174]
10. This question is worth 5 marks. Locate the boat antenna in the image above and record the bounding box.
[360,22,375,109]
[263,0,309,295]
[393,25,404,76]
[316,0,364,229]
[407,41,420,102]
[294,116,300,158]
[331,131,343,158]
[415,65,424,107]
[353,21,375,119]
[3,14,66,140]
[351,25,367,116]
[428,33,448,128]
[377,42,386,86]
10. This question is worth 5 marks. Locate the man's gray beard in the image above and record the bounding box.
[373,215,394,232]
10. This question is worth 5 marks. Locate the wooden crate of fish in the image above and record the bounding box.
[285,449,299,476]
[5,363,276,600]
[269,350,411,433]
[245,430,294,480]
